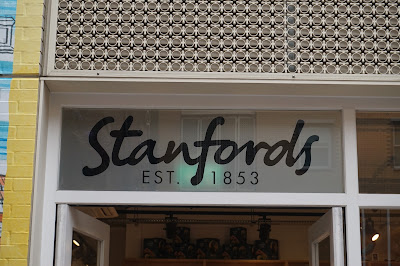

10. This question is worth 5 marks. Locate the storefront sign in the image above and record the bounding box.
[59,109,343,192]
[83,116,319,186]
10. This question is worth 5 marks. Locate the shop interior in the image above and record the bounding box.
[361,209,400,266]
[65,206,400,266]
[68,206,333,266]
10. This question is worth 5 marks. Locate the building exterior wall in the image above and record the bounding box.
[0,0,399,265]
[0,0,43,264]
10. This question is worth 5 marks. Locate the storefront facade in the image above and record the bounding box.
[1,0,400,265]
[31,81,400,266]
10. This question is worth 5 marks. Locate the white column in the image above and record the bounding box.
[342,108,362,266]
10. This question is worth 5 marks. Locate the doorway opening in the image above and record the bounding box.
[56,205,344,266]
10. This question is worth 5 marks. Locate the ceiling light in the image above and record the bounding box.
[73,239,80,247]
[372,233,380,242]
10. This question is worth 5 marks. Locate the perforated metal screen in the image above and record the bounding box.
[54,0,400,74]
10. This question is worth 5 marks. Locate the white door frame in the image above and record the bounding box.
[54,204,110,266]
[28,79,400,266]
[309,207,344,266]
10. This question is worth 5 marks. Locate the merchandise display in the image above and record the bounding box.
[174,243,196,259]
[143,238,166,258]
[230,227,247,245]
[174,227,190,244]
[253,240,279,260]
[142,226,279,260]
[196,238,220,259]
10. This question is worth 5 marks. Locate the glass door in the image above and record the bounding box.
[308,207,345,266]
[54,204,110,266]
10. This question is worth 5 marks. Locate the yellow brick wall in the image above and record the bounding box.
[0,0,43,264]
[12,0,44,76]
[0,78,39,265]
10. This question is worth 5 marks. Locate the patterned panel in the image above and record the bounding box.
[54,0,400,74]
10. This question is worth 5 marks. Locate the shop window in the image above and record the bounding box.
[357,112,400,194]
[394,121,400,169]
[361,209,400,265]
[59,109,343,193]
[298,124,333,170]
[181,114,256,190]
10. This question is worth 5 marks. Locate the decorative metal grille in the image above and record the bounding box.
[54,0,400,74]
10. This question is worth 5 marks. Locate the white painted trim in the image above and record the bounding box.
[33,87,63,266]
[42,77,400,99]
[41,76,400,85]
[54,205,71,266]
[49,93,400,111]
[342,109,359,195]
[346,204,362,266]
[45,69,400,83]
[28,81,50,266]
[41,76,400,89]
[54,191,348,207]
[54,204,110,266]
[43,0,58,76]
[341,109,362,266]
[331,208,345,266]
[308,208,344,266]
[358,194,400,208]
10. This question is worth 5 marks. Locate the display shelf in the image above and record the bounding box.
[123,259,327,266]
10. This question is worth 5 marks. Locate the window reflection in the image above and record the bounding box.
[357,112,400,194]
[361,209,400,265]
[72,231,98,266]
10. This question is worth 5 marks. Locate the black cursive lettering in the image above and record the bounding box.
[83,116,320,185]
[82,117,115,176]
